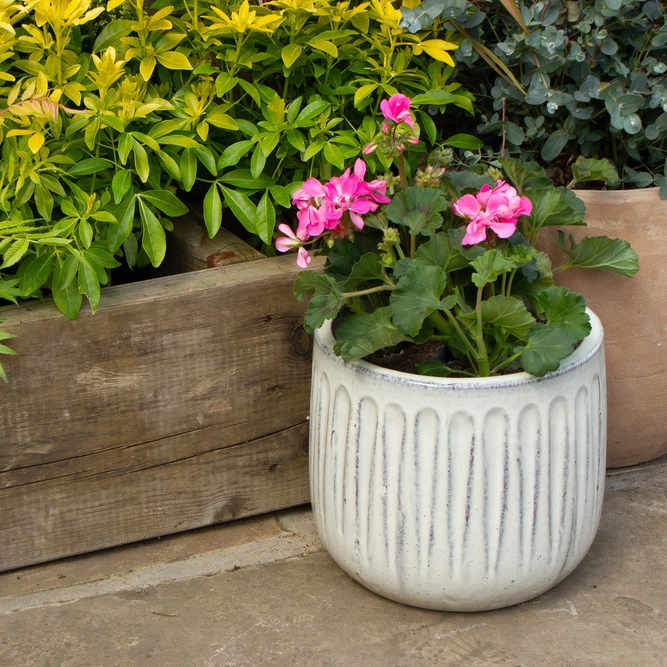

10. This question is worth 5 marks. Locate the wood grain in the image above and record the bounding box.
[0,423,309,571]
[0,254,321,571]
[165,211,265,273]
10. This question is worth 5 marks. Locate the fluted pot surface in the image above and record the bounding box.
[309,311,606,611]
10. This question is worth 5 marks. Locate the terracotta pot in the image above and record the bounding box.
[539,188,666,468]
[309,313,606,611]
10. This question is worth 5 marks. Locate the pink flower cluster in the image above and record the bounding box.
[275,159,389,268]
[452,181,532,245]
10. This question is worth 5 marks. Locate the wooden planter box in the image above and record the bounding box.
[0,218,314,572]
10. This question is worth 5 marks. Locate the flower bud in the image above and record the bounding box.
[407,135,420,145]
[363,142,378,155]
[384,227,401,245]
[380,253,396,268]
[381,122,391,135]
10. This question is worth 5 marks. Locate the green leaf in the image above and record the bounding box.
[68,158,114,176]
[21,252,53,295]
[333,307,408,361]
[131,139,150,183]
[203,183,222,238]
[193,146,217,176]
[251,143,266,180]
[77,258,101,312]
[218,169,274,189]
[112,169,132,205]
[220,186,257,234]
[308,39,338,57]
[536,286,591,340]
[411,90,458,106]
[470,249,514,288]
[519,325,577,377]
[390,264,447,336]
[342,253,385,292]
[443,134,484,150]
[109,195,136,253]
[281,43,303,68]
[238,79,261,106]
[2,238,29,268]
[53,280,82,319]
[206,106,239,130]
[385,186,447,236]
[354,83,378,107]
[302,140,326,162]
[180,148,197,192]
[413,231,469,273]
[156,51,192,70]
[571,156,619,186]
[295,101,330,124]
[480,295,535,341]
[34,183,54,221]
[498,158,546,192]
[286,129,306,153]
[138,199,167,267]
[215,73,238,97]
[52,253,78,291]
[260,132,280,158]
[118,133,132,164]
[541,129,569,162]
[156,150,181,182]
[556,233,639,277]
[92,19,133,52]
[323,143,345,170]
[327,232,382,282]
[416,360,451,377]
[218,140,255,169]
[525,186,585,232]
[418,111,437,144]
[255,190,276,244]
[138,190,188,217]
[269,184,292,208]
[86,245,120,270]
[294,270,318,301]
[304,274,343,333]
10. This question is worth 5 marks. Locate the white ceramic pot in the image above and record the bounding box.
[309,311,606,611]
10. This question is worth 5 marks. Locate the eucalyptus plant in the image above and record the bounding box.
[401,0,667,192]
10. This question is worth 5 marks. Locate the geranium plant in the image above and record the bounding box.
[277,93,639,377]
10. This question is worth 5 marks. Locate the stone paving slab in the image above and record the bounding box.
[1,459,666,667]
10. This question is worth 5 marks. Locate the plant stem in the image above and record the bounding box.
[490,351,522,375]
[475,287,490,376]
[397,151,408,192]
[342,285,394,298]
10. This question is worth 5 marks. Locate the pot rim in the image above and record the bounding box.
[314,308,603,390]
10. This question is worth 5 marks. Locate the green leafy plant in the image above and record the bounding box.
[279,93,638,377]
[400,0,667,193]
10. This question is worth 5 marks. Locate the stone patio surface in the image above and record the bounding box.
[1,457,666,667]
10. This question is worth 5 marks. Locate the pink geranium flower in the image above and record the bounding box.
[380,94,414,129]
[452,180,532,245]
[275,223,311,268]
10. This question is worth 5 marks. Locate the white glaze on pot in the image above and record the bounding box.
[309,311,606,611]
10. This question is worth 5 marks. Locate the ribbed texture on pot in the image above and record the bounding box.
[310,314,606,611]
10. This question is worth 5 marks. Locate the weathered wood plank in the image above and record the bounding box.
[0,422,309,571]
[166,212,265,274]
[0,254,321,571]
[0,255,316,470]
